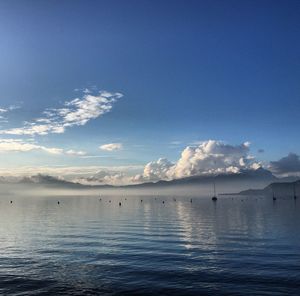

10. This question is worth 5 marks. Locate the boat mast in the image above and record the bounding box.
[213,179,216,197]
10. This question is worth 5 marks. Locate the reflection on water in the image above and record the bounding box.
[0,195,299,295]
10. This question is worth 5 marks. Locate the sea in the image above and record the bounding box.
[0,194,299,295]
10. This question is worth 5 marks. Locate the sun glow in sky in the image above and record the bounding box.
[0,0,299,184]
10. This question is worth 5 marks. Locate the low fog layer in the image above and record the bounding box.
[1,176,297,198]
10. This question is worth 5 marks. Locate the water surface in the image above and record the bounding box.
[0,195,299,295]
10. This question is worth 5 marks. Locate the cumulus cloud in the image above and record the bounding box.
[99,143,123,151]
[0,90,122,136]
[135,140,261,182]
[269,153,300,175]
[0,138,86,156]
[133,158,174,182]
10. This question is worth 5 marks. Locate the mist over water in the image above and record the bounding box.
[0,191,299,295]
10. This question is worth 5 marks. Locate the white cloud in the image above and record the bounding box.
[135,140,261,182]
[133,158,174,183]
[74,169,129,185]
[0,139,63,154]
[66,149,87,156]
[0,138,86,156]
[99,143,123,151]
[0,90,122,136]
[83,88,91,94]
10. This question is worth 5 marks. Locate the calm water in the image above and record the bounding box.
[0,194,299,295]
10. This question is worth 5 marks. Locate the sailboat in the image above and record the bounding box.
[293,182,297,199]
[212,179,217,201]
[272,185,276,201]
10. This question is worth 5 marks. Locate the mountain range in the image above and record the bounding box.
[1,167,298,194]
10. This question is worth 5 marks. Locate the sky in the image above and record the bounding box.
[0,0,299,184]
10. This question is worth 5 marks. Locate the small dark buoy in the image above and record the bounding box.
[190,198,193,203]
[10,200,13,204]
[109,200,111,203]
[162,201,165,204]
[141,199,143,203]
[212,196,217,202]
[99,198,102,201]
[57,201,60,205]
[273,197,276,201]
[119,202,121,206]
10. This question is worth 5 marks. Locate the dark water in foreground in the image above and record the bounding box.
[0,194,299,295]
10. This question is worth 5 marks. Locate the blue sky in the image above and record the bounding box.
[0,0,299,182]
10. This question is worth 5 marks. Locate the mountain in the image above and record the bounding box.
[122,168,284,193]
[17,174,86,188]
[234,180,300,197]
[1,168,298,194]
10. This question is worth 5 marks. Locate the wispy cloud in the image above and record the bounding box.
[0,104,21,122]
[99,143,123,151]
[65,149,87,156]
[0,90,122,136]
[0,105,20,113]
[0,138,86,156]
[170,141,182,145]
[0,139,63,154]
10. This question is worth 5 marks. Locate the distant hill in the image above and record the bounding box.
[17,174,114,189]
[0,168,298,194]
[122,168,296,193]
[233,180,300,197]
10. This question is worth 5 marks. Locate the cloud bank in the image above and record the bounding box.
[134,140,261,182]
[269,153,300,176]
